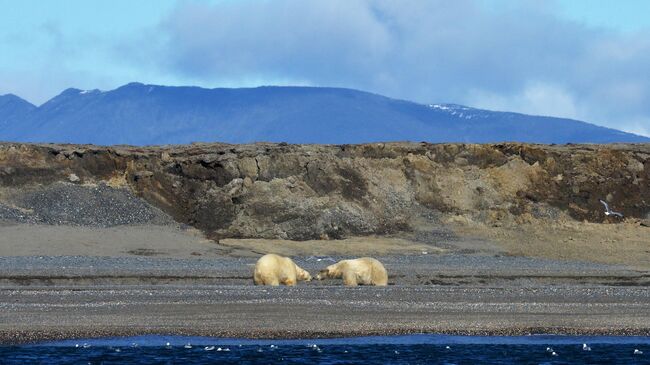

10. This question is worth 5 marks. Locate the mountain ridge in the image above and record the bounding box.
[0,94,37,129]
[1,83,647,145]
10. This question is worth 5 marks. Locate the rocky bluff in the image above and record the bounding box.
[1,142,648,240]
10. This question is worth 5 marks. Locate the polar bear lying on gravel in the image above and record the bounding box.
[253,254,312,286]
[315,257,388,286]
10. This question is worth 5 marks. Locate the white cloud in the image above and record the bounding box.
[468,82,581,120]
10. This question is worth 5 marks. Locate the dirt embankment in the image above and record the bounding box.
[1,142,648,242]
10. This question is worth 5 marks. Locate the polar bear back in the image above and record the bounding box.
[254,253,301,286]
[343,257,388,286]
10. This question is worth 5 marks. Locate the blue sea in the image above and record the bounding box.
[2,335,649,364]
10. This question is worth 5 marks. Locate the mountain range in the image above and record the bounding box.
[1,83,648,145]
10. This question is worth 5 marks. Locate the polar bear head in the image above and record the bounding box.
[315,263,343,280]
[295,265,313,282]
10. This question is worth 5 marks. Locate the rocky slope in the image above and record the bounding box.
[1,142,648,243]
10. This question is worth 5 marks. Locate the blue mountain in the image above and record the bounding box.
[1,83,647,145]
[0,94,36,131]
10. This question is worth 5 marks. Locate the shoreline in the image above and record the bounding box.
[5,327,650,346]
[1,255,649,346]
[1,222,648,346]
[2,283,649,345]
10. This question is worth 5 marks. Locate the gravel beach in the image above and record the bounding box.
[0,254,649,344]
[1,218,649,344]
[1,284,649,344]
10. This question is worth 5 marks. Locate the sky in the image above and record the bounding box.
[1,0,649,136]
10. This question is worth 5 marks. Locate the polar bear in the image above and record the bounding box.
[253,254,312,286]
[315,257,388,286]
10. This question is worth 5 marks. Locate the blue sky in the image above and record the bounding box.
[1,0,649,136]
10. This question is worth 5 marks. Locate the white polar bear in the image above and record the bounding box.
[315,257,388,286]
[253,253,312,286]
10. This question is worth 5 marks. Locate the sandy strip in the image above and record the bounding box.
[1,285,649,344]
[0,223,223,258]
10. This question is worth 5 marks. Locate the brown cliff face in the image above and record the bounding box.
[1,142,648,241]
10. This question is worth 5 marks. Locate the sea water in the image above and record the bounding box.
[2,335,649,364]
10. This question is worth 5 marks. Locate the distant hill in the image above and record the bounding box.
[1,83,647,145]
[0,94,36,131]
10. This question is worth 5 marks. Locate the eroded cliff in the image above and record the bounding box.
[1,142,648,242]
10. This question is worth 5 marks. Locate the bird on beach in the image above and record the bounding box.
[599,200,624,218]
[634,349,644,355]
[306,256,336,263]
[583,343,591,351]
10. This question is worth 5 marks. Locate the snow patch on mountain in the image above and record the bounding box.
[428,103,489,120]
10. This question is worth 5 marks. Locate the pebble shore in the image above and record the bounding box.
[1,255,649,344]
[1,284,649,344]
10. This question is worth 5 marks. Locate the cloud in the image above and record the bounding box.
[149,0,650,136]
[0,19,125,104]
[468,82,581,120]
[159,0,393,84]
